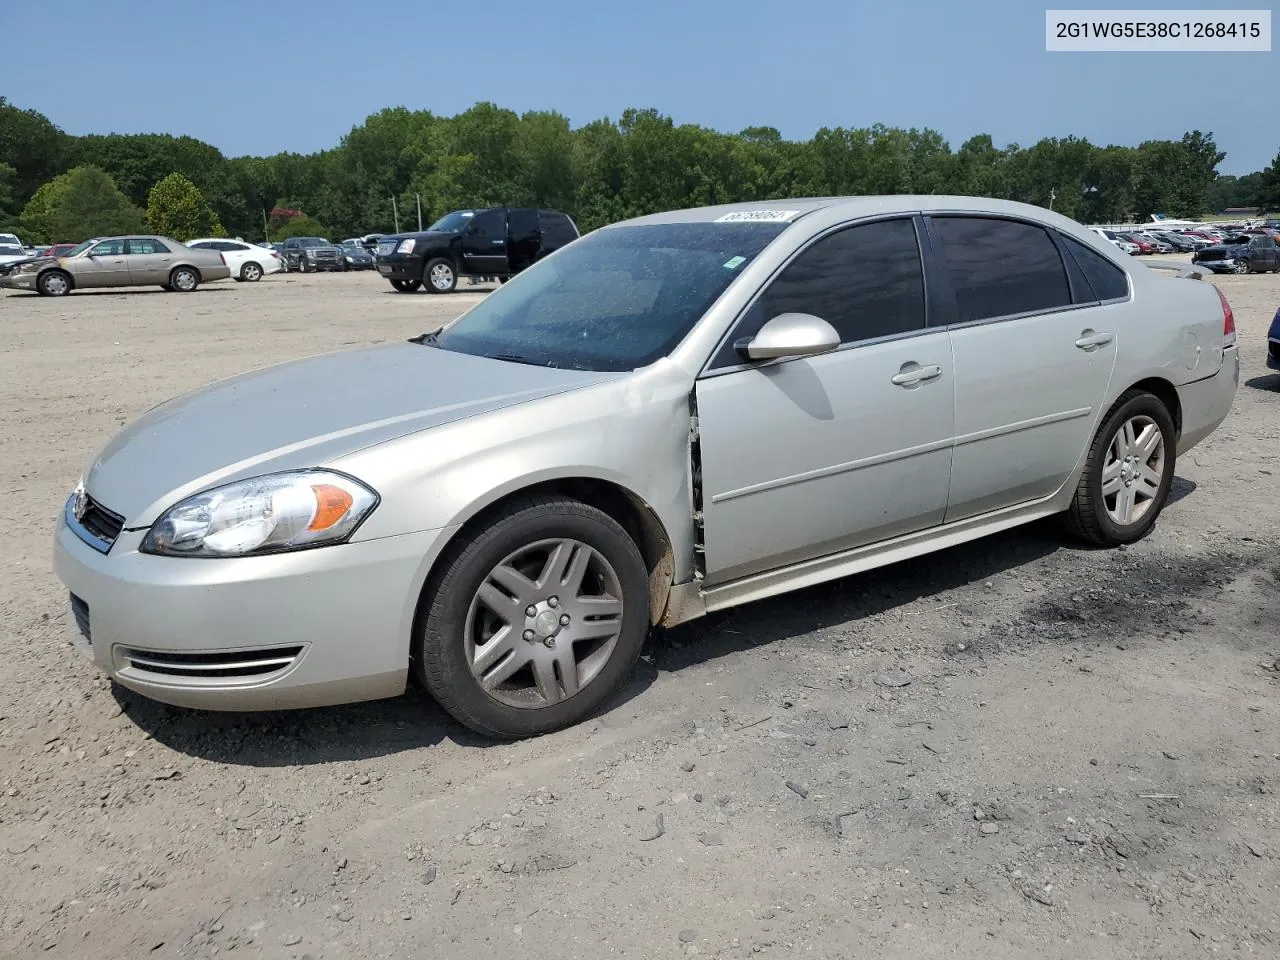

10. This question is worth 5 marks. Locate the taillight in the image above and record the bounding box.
[1216,286,1236,348]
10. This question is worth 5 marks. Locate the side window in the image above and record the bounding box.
[712,218,926,368]
[467,209,506,241]
[91,239,126,256]
[1060,235,1130,301]
[930,216,1072,322]
[507,209,539,243]
[758,218,926,344]
[127,238,169,255]
[188,241,213,250]
[539,212,579,246]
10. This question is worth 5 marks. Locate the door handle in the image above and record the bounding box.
[891,363,943,387]
[1075,330,1114,351]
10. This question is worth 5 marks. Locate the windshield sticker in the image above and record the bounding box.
[714,210,801,223]
[723,255,747,270]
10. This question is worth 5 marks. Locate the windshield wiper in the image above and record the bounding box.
[490,353,559,369]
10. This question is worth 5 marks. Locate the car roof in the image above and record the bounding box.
[612,196,1095,232]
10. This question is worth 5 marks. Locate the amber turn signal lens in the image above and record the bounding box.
[308,484,354,532]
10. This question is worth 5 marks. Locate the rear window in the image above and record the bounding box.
[539,211,579,246]
[1061,236,1130,301]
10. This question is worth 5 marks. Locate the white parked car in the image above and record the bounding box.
[186,238,284,282]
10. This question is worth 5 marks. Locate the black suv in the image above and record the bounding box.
[375,207,579,293]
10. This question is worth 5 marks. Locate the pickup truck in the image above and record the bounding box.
[1192,234,1280,275]
[374,207,579,293]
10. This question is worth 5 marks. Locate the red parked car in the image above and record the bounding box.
[1120,234,1155,254]
[42,243,79,258]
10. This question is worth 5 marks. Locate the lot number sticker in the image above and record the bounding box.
[714,210,801,223]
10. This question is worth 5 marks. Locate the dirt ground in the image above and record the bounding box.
[1,264,1277,960]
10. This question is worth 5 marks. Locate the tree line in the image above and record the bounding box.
[2,96,1278,245]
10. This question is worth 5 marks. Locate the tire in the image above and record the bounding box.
[169,266,200,292]
[1232,260,1249,275]
[415,496,649,739]
[1063,390,1176,546]
[391,278,421,293]
[240,261,263,282]
[37,269,72,297]
[424,258,457,293]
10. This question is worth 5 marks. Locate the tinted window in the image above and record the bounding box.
[539,211,579,246]
[431,222,786,372]
[930,217,1071,322]
[90,240,126,256]
[429,211,475,233]
[467,209,506,240]
[508,208,539,243]
[127,238,169,255]
[757,218,925,345]
[189,241,213,250]
[1061,236,1130,301]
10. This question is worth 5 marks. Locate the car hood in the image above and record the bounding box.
[83,343,619,525]
[1196,243,1246,255]
[385,230,455,246]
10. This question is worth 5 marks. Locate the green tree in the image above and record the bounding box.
[272,214,330,241]
[0,162,18,228]
[0,98,69,205]
[19,166,145,243]
[1256,150,1280,213]
[146,172,225,240]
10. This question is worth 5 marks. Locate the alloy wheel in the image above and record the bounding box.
[430,263,454,291]
[1102,414,1165,527]
[464,538,625,709]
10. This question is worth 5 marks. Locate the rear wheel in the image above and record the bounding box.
[425,258,457,293]
[416,496,649,739]
[169,266,200,292]
[37,269,72,297]
[240,261,263,282]
[391,278,421,293]
[1232,260,1249,275]
[1063,390,1176,546]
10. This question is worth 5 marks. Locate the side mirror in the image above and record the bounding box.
[739,313,841,361]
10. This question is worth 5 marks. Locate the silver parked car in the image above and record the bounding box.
[53,197,1239,738]
[0,235,232,296]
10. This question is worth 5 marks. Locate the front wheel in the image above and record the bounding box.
[37,270,72,297]
[416,496,649,739]
[425,258,457,293]
[390,278,422,293]
[1063,390,1176,546]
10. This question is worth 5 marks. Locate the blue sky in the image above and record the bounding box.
[1,0,1274,173]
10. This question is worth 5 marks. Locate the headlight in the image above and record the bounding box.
[140,470,378,558]
[306,249,318,258]
[396,239,416,254]
[18,262,39,274]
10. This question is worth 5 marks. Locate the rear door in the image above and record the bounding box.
[1253,235,1278,269]
[928,216,1121,521]
[73,239,131,286]
[506,208,541,273]
[460,208,509,275]
[125,237,177,284]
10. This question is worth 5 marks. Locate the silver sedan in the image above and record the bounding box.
[53,197,1239,738]
[2,235,231,295]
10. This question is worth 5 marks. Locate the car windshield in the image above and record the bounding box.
[428,221,788,372]
[428,211,475,233]
[0,245,24,255]
[1223,235,1250,244]
[62,240,96,257]
[297,237,329,247]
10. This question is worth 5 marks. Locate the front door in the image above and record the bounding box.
[460,208,509,275]
[695,216,955,585]
[125,237,177,284]
[925,216,1120,521]
[73,239,131,286]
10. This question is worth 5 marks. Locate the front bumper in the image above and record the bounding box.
[52,513,450,711]
[1,271,38,290]
[1192,260,1235,273]
[375,254,423,281]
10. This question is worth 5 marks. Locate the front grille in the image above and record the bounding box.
[121,646,304,680]
[70,593,91,644]
[311,250,338,260]
[79,495,124,545]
